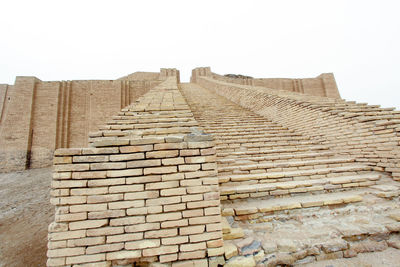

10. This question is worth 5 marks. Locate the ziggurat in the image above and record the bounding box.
[1,67,400,266]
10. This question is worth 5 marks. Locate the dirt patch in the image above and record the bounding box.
[0,168,53,267]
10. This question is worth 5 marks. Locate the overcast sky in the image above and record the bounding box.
[1,0,399,109]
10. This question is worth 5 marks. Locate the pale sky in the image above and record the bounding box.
[1,0,399,109]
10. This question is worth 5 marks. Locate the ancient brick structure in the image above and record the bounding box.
[2,67,400,266]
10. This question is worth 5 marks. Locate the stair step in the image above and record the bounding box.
[220,173,380,200]
[217,146,329,157]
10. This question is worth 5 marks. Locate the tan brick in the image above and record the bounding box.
[159,253,178,263]
[178,250,206,260]
[48,240,67,249]
[53,172,72,180]
[207,238,224,248]
[106,168,142,178]
[93,139,129,147]
[109,216,145,226]
[70,187,108,196]
[146,196,181,206]
[56,212,87,222]
[187,141,214,149]
[144,166,177,175]
[204,191,220,200]
[190,231,222,243]
[155,143,187,150]
[182,194,203,202]
[82,147,119,155]
[106,232,143,243]
[201,162,217,170]
[125,239,160,250]
[189,215,221,225]
[146,181,179,190]
[88,178,125,187]
[143,245,179,257]
[47,247,85,258]
[125,223,160,233]
[66,253,106,265]
[202,177,219,185]
[206,223,222,232]
[186,185,213,194]
[108,200,144,209]
[59,196,87,205]
[48,222,68,232]
[55,148,82,156]
[180,225,205,235]
[146,150,179,159]
[180,149,200,156]
[161,219,189,228]
[162,235,189,245]
[120,144,153,153]
[161,188,187,196]
[54,156,72,164]
[90,162,126,170]
[52,180,87,189]
[205,207,221,216]
[145,228,178,238]
[162,157,185,165]
[51,189,69,197]
[87,194,123,203]
[125,191,159,200]
[86,243,124,254]
[86,226,124,237]
[182,209,204,218]
[126,175,161,184]
[69,219,108,230]
[54,164,89,172]
[180,179,202,187]
[70,203,107,213]
[187,200,220,209]
[46,257,65,266]
[162,173,185,181]
[179,164,201,172]
[73,155,109,163]
[48,230,86,241]
[127,159,161,168]
[131,137,165,145]
[109,184,143,193]
[208,247,224,257]
[109,153,145,161]
[185,170,217,179]
[200,148,216,156]
[106,250,141,260]
[72,171,107,179]
[180,242,206,252]
[67,236,105,247]
[164,203,186,212]
[147,212,182,223]
[88,210,125,219]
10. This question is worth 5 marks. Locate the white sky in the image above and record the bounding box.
[1,0,399,109]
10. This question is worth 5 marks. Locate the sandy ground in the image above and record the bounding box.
[0,168,53,267]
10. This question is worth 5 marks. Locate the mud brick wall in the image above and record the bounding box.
[195,76,400,181]
[47,136,223,266]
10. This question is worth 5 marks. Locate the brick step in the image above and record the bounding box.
[218,164,373,185]
[221,191,365,220]
[217,145,330,157]
[203,125,291,131]
[214,136,311,145]
[217,151,336,165]
[217,157,356,173]
[219,173,381,201]
[212,132,306,139]
[215,142,323,152]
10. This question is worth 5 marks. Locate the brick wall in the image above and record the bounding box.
[47,77,224,266]
[195,76,400,181]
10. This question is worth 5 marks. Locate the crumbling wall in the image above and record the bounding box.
[195,76,400,181]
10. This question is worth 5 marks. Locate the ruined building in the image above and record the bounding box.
[1,68,400,266]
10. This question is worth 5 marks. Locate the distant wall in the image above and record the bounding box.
[192,67,340,99]
[0,72,168,172]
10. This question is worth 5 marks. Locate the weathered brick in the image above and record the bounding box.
[143,245,179,257]
[69,219,108,230]
[120,144,153,153]
[59,196,87,205]
[106,232,143,243]
[155,143,187,150]
[180,242,206,252]
[48,240,67,250]
[130,137,165,145]
[54,156,72,164]
[187,200,220,209]
[53,172,72,180]
[182,194,203,203]
[146,181,179,190]
[207,238,224,248]
[144,166,177,175]
[108,200,144,209]
[190,231,222,243]
[146,196,181,206]
[126,205,162,215]
[109,153,145,162]
[147,212,182,222]
[88,178,125,187]
[164,203,186,212]
[127,159,161,169]
[82,147,119,155]
[180,149,200,156]
[179,164,201,172]
[109,184,143,193]
[48,230,86,241]
[189,215,221,225]
[185,170,217,179]
[180,179,202,187]
[70,187,108,196]
[86,243,124,254]
[67,236,105,247]
[109,216,145,226]
[86,226,124,237]
[178,250,206,260]
[71,171,107,180]
[106,250,141,260]
[146,150,179,159]
[66,253,106,265]
[161,188,187,196]
[70,203,107,213]
[162,173,185,181]
[145,228,178,238]
[90,162,126,170]
[125,239,160,250]
[125,191,159,200]
[87,194,123,203]
[56,212,87,222]
[47,247,85,258]
[55,148,82,156]
[187,141,214,149]
[202,163,217,170]
[106,168,143,178]
[182,209,204,218]
[186,185,213,194]
[208,247,224,257]
[200,148,216,156]
[161,219,189,228]
[52,180,87,189]
[88,210,125,219]
[125,223,160,233]
[162,235,189,245]
[204,207,220,216]
[162,157,185,165]
[202,177,219,185]
[73,155,109,163]
[180,225,205,235]
[46,257,65,266]
[126,175,162,184]
[93,139,129,147]
[206,223,222,232]
[204,191,220,200]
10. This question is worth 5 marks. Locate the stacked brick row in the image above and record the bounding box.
[196,76,400,181]
[47,77,224,266]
